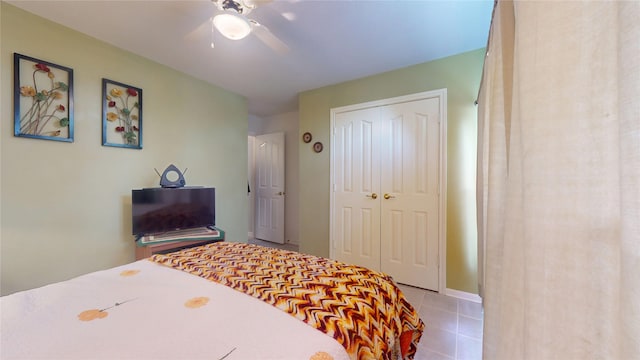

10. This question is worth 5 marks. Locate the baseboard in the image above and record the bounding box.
[445,288,482,303]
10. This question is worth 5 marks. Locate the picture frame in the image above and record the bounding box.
[102,78,142,149]
[14,53,74,142]
[313,141,323,153]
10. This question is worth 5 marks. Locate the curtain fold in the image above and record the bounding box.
[477,1,640,358]
[618,2,640,357]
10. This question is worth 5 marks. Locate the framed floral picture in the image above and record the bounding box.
[102,78,142,149]
[14,53,74,142]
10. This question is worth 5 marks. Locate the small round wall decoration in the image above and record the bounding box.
[302,132,312,143]
[313,141,323,153]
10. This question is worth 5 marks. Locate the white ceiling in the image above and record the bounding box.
[7,0,494,117]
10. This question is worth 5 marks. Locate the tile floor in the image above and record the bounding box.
[397,284,483,360]
[249,238,484,360]
[248,237,299,251]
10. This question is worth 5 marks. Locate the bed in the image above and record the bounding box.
[1,242,424,360]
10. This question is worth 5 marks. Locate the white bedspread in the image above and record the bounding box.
[0,259,349,360]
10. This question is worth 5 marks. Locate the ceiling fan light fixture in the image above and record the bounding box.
[213,12,252,40]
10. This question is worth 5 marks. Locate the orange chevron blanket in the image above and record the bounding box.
[150,242,424,360]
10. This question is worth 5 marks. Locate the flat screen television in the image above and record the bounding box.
[132,187,215,236]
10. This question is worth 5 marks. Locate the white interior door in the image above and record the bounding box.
[379,98,441,290]
[331,91,445,291]
[332,107,382,271]
[255,132,285,244]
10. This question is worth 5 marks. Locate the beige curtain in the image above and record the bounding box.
[477,1,639,359]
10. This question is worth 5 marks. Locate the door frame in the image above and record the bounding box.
[329,89,447,294]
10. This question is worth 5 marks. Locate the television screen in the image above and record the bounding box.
[132,187,215,236]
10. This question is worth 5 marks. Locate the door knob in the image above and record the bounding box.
[366,193,378,199]
[277,191,286,196]
[383,193,395,200]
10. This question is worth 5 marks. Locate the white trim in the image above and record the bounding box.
[445,288,482,303]
[438,89,448,295]
[330,90,446,113]
[329,88,448,294]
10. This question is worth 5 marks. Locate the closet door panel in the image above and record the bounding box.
[332,107,382,271]
[380,97,440,290]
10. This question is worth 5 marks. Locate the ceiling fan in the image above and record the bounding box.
[210,0,289,54]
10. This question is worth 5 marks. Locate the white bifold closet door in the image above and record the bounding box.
[332,95,442,291]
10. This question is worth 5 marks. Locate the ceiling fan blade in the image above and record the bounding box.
[184,17,212,43]
[250,20,289,55]
[245,0,274,8]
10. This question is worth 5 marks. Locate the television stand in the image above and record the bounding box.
[135,227,224,260]
[138,227,220,244]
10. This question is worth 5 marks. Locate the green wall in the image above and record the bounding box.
[298,49,483,293]
[1,3,248,295]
